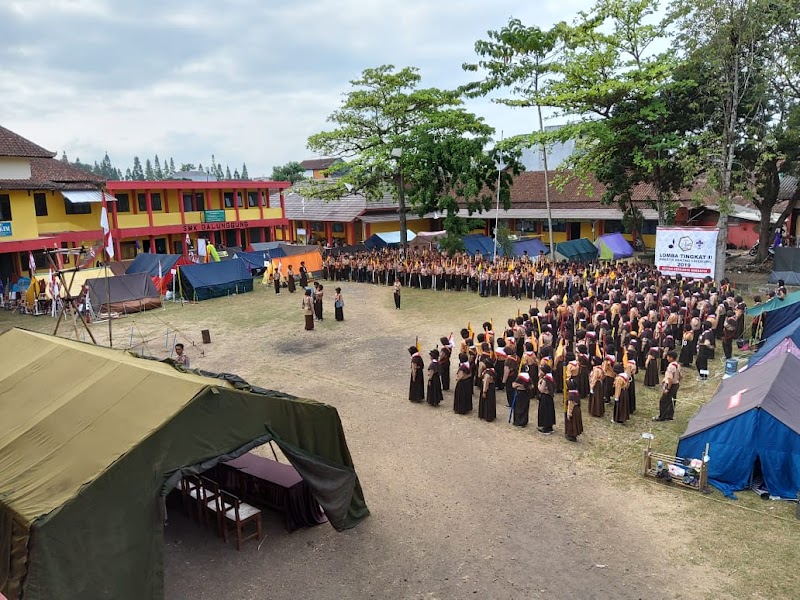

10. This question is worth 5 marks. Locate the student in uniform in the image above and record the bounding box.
[537,364,556,434]
[426,349,443,407]
[408,346,425,403]
[564,380,583,442]
[654,350,682,421]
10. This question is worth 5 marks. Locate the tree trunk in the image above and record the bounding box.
[398,168,407,252]
[537,103,555,258]
[757,218,774,262]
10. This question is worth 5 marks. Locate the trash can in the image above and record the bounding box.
[724,358,739,378]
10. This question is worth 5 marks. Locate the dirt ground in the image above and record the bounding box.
[2,273,796,599]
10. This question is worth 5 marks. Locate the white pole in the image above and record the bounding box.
[493,130,503,263]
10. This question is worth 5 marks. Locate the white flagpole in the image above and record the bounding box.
[493,130,504,263]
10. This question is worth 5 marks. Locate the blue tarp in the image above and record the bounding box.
[555,238,598,262]
[747,318,800,368]
[511,238,549,257]
[677,352,800,499]
[249,242,288,258]
[178,258,253,301]
[462,234,501,257]
[595,232,634,260]
[126,254,184,277]
[763,301,800,339]
[232,251,269,271]
[364,231,416,250]
[745,289,800,317]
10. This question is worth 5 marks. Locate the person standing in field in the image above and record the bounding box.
[302,288,314,331]
[314,283,324,321]
[393,279,401,309]
[408,346,425,403]
[654,350,681,421]
[334,287,344,321]
[299,261,309,288]
[286,265,296,293]
[426,349,443,407]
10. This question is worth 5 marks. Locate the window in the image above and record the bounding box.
[116,193,130,213]
[332,223,344,233]
[64,199,91,215]
[310,222,325,232]
[151,193,163,211]
[194,193,205,212]
[604,220,625,234]
[516,219,538,233]
[641,220,658,235]
[236,192,243,208]
[0,194,11,220]
[137,193,147,212]
[34,193,48,217]
[247,191,259,208]
[261,191,269,207]
[183,193,194,212]
[224,192,234,208]
[544,219,567,232]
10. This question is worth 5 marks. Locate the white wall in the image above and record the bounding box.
[0,158,32,179]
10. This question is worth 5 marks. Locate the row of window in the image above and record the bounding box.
[114,191,272,214]
[514,219,658,235]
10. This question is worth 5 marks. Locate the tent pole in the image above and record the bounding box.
[105,260,112,348]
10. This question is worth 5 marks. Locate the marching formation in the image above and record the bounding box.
[392,252,751,439]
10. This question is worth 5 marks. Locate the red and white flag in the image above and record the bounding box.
[185,233,191,249]
[100,206,114,259]
[28,251,36,273]
[158,260,163,279]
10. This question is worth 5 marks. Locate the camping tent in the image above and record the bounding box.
[43,267,113,300]
[511,237,550,257]
[745,289,800,318]
[462,234,500,257]
[178,258,253,301]
[231,250,269,273]
[364,231,416,250]
[408,231,446,251]
[555,238,598,262]
[762,298,800,339]
[769,247,800,285]
[126,254,193,295]
[677,352,800,499]
[745,318,800,369]
[0,328,368,600]
[595,232,634,260]
[85,272,162,313]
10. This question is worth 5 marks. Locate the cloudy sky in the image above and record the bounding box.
[1,0,591,177]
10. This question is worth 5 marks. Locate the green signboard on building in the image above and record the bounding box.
[202,210,226,223]
[0,222,11,237]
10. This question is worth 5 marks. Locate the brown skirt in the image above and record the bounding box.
[588,381,605,417]
[565,404,584,438]
[305,314,314,330]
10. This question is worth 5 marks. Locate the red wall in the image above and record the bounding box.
[727,221,760,249]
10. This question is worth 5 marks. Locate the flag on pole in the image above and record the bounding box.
[185,233,191,249]
[28,251,36,273]
[415,336,421,352]
[158,260,163,280]
[100,205,114,259]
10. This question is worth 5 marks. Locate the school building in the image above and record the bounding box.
[0,125,290,281]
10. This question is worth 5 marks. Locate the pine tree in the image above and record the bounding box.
[216,164,225,179]
[241,163,249,179]
[225,165,232,179]
[154,155,163,179]
[61,151,69,163]
[93,161,101,176]
[145,158,154,180]
[114,168,123,180]
[100,152,114,178]
[211,154,218,174]
[169,157,176,176]
[233,169,240,179]
[132,156,144,180]
[125,168,133,180]
[198,163,204,173]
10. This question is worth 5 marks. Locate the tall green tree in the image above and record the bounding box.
[154,155,163,179]
[131,156,144,180]
[271,161,306,184]
[144,158,154,180]
[306,65,517,248]
[168,158,176,176]
[241,163,249,179]
[225,165,232,179]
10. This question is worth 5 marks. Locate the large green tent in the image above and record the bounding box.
[0,329,368,600]
[555,238,598,262]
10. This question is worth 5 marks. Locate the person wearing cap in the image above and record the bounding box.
[439,336,453,391]
[537,363,556,434]
[453,352,473,415]
[722,309,737,359]
[588,355,605,418]
[478,357,497,422]
[510,366,533,427]
[503,344,520,407]
[611,363,630,424]
[654,350,681,421]
[625,347,638,414]
[494,340,507,391]
[426,349,443,407]
[696,321,714,380]
[564,379,583,442]
[408,346,425,403]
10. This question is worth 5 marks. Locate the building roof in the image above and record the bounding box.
[299,157,341,171]
[284,191,366,222]
[0,125,56,158]
[0,157,104,191]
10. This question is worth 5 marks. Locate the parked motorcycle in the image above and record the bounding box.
[748,241,775,257]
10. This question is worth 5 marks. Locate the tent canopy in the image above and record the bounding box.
[746,318,800,369]
[43,267,113,299]
[126,253,186,278]
[745,289,800,317]
[231,250,269,271]
[462,234,500,257]
[511,237,549,257]
[762,299,800,339]
[178,258,253,301]
[677,352,800,499]
[769,247,800,285]
[0,329,368,600]
[595,232,634,260]
[555,238,598,262]
[85,272,162,313]
[364,231,416,249]
[408,231,446,250]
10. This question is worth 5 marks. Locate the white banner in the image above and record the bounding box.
[655,227,719,280]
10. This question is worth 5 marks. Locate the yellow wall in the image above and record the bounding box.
[263,207,283,220]
[36,192,101,234]
[580,221,597,241]
[117,213,150,229]
[367,218,432,235]
[153,213,183,226]
[1,190,40,240]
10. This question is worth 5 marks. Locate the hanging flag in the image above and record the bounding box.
[415,336,421,352]
[185,233,191,249]
[467,321,474,341]
[100,206,114,259]
[158,260,163,280]
[28,251,37,273]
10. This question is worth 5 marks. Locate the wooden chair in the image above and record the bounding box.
[199,475,221,531]
[179,475,204,521]
[214,490,263,551]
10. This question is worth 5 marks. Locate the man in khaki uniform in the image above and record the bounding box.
[654,350,681,421]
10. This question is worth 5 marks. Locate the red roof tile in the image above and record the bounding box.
[299,158,341,170]
[0,158,104,191]
[0,125,56,158]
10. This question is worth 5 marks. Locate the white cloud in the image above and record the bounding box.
[0,0,596,176]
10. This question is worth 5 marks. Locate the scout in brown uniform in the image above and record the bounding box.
[408,347,425,403]
[654,350,681,421]
[611,363,630,424]
[564,381,583,442]
[588,356,605,417]
[537,364,556,434]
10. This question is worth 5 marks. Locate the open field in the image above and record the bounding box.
[1,277,798,600]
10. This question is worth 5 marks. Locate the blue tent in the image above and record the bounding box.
[126,253,185,277]
[595,232,634,260]
[763,300,800,339]
[746,318,800,369]
[745,289,800,318]
[677,352,800,499]
[462,234,500,257]
[555,238,598,262]
[231,251,269,272]
[364,231,416,250]
[178,258,253,301]
[511,238,549,257]
[248,242,288,258]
